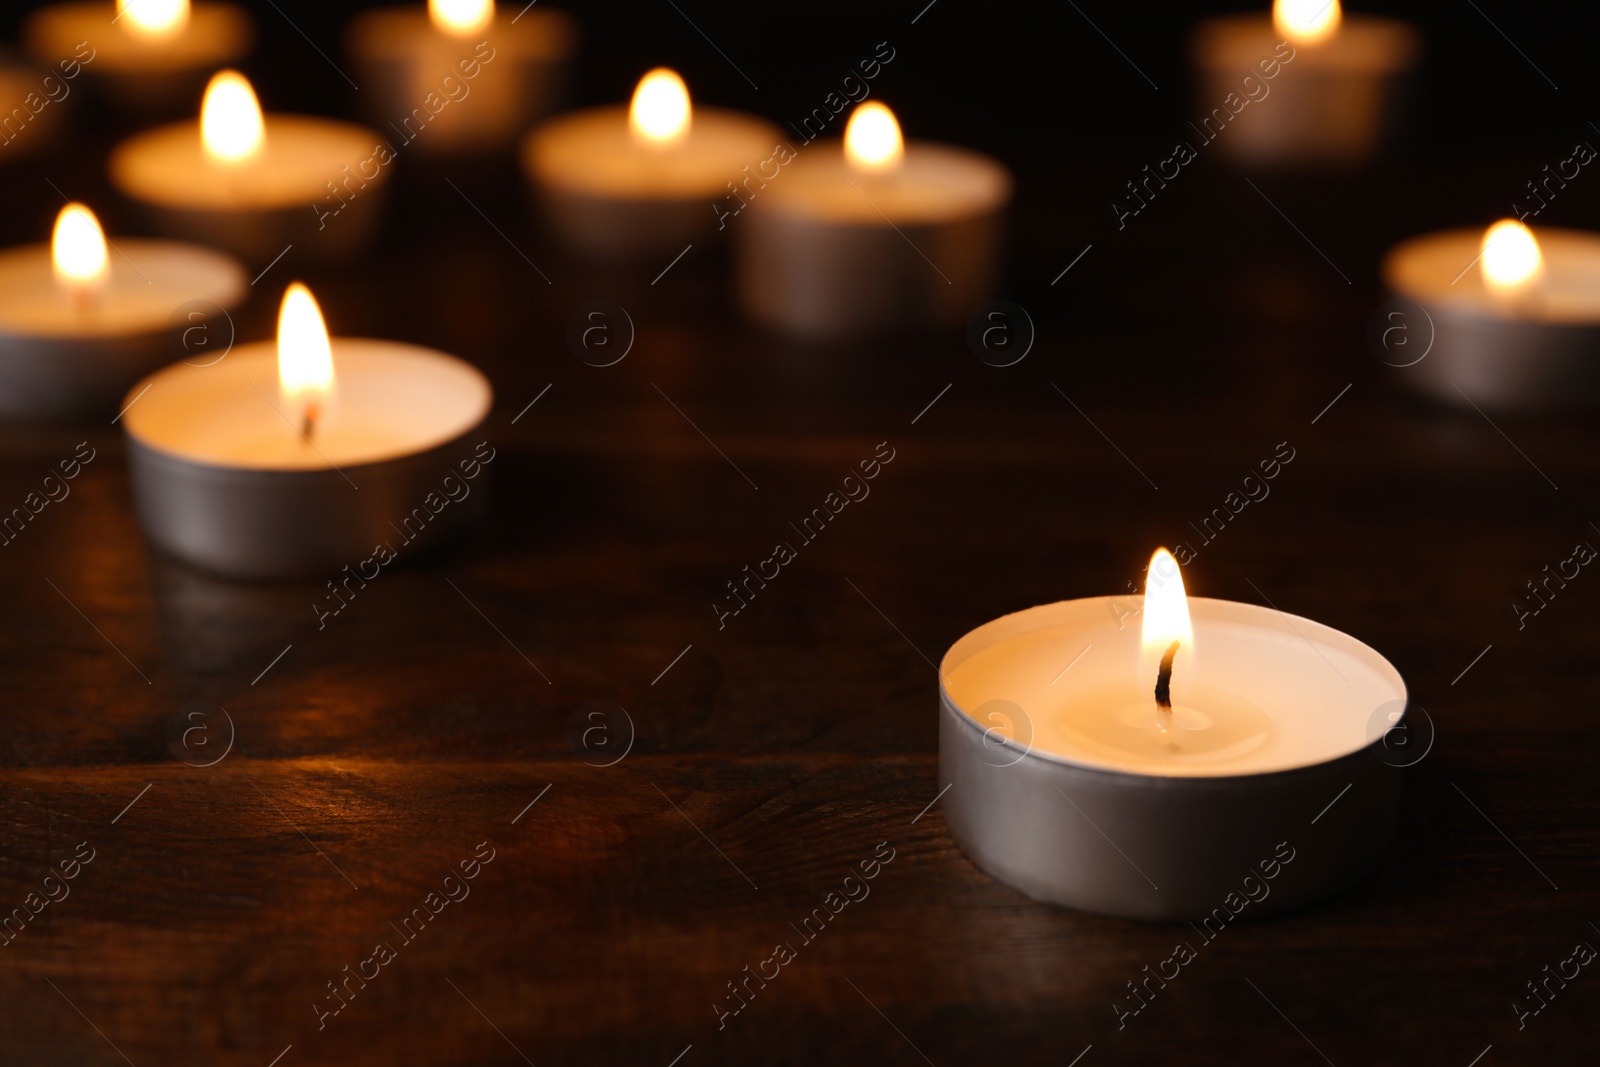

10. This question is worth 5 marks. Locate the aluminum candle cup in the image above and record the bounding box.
[939,597,1408,920]
[122,340,492,579]
[1382,227,1600,411]
[0,238,245,420]
[347,6,576,154]
[110,72,390,264]
[25,2,253,116]
[734,140,1011,336]
[521,70,779,261]
[1189,13,1419,167]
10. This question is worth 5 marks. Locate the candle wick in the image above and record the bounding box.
[1154,639,1180,711]
[69,286,97,319]
[301,402,320,441]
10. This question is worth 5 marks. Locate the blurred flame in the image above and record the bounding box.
[1481,219,1544,294]
[201,70,265,164]
[429,0,493,36]
[121,0,189,39]
[52,203,109,299]
[629,69,691,146]
[844,101,904,173]
[277,283,335,416]
[1273,0,1340,43]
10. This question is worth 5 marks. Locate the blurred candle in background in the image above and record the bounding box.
[0,201,245,419]
[25,0,253,118]
[522,67,778,261]
[110,70,391,263]
[734,100,1011,337]
[1382,220,1600,411]
[347,0,576,156]
[1189,0,1419,167]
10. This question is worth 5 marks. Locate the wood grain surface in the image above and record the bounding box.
[2,2,1599,1064]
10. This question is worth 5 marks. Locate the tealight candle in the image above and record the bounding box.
[110,70,391,263]
[940,549,1408,919]
[1189,0,1420,167]
[734,101,1011,336]
[1382,220,1600,410]
[521,67,780,260]
[25,0,253,116]
[0,202,245,420]
[123,282,493,579]
[347,0,576,155]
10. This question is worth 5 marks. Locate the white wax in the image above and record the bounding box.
[523,105,779,200]
[1385,228,1600,325]
[942,596,1405,778]
[754,142,1011,226]
[111,116,386,211]
[1192,14,1419,75]
[26,2,252,75]
[0,238,244,338]
[123,340,491,469]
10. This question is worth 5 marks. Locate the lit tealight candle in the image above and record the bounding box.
[123,282,493,578]
[734,100,1011,336]
[0,202,244,419]
[939,548,1408,918]
[109,70,392,263]
[521,68,779,260]
[1382,220,1600,410]
[346,0,575,155]
[25,0,253,117]
[1190,0,1419,167]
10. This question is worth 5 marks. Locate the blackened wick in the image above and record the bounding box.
[1154,640,1180,710]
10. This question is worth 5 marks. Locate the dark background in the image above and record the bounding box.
[0,2,1596,1066]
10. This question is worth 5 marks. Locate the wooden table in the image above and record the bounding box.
[1,32,1598,1067]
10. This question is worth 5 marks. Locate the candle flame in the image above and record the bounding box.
[629,69,691,147]
[52,203,110,299]
[120,0,189,38]
[201,70,265,164]
[1481,219,1544,294]
[1141,548,1193,654]
[277,283,335,427]
[1273,0,1340,44]
[844,101,904,173]
[429,0,494,36]
[1140,548,1193,712]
